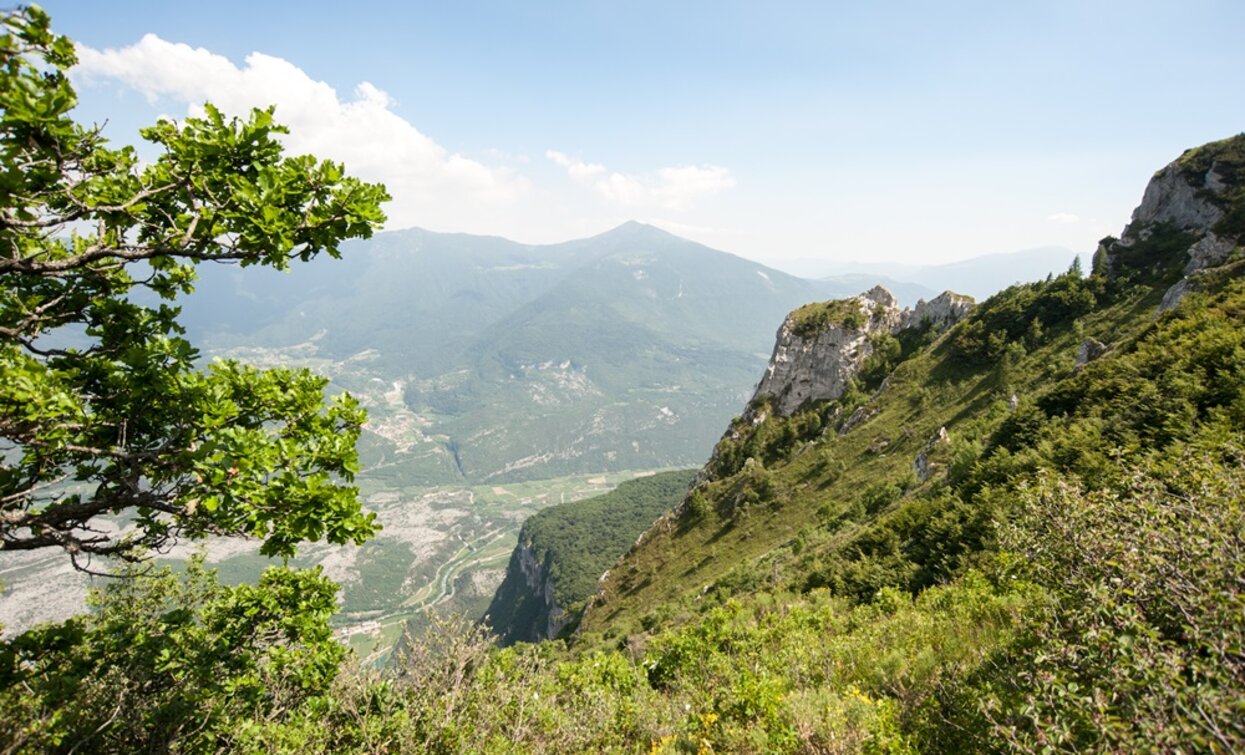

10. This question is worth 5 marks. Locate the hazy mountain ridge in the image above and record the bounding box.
[182,222,859,484]
[770,245,1088,301]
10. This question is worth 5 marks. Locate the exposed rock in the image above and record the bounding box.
[1100,137,1244,310]
[913,426,950,482]
[753,286,974,417]
[914,450,929,480]
[1159,277,1194,312]
[754,291,901,416]
[1126,162,1224,234]
[1183,232,1238,274]
[1074,338,1109,370]
[862,284,899,309]
[1008,394,1019,411]
[901,291,976,333]
[486,537,572,646]
[838,406,877,436]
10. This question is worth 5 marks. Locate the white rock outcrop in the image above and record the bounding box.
[1183,232,1238,274]
[1074,338,1109,370]
[1127,162,1225,233]
[1102,149,1242,311]
[753,286,974,417]
[901,291,976,333]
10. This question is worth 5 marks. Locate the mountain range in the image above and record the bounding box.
[180,222,1086,484]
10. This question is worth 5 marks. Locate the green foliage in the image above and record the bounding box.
[970,279,1245,494]
[969,436,1245,752]
[576,139,1245,752]
[5,14,1243,751]
[858,332,903,390]
[486,470,696,644]
[186,580,1024,753]
[705,400,833,480]
[0,7,389,561]
[1106,223,1197,283]
[0,557,345,752]
[952,271,1100,364]
[859,480,902,516]
[789,298,866,337]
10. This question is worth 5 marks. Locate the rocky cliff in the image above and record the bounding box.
[753,286,974,417]
[1098,133,1245,310]
[485,469,696,645]
[486,535,570,646]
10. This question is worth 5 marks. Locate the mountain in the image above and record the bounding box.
[485,469,696,645]
[182,222,862,484]
[812,273,937,306]
[886,246,1089,300]
[552,133,1245,749]
[0,222,867,643]
[10,132,1245,751]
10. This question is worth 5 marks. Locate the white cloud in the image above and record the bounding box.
[73,34,527,230]
[1047,212,1080,224]
[546,150,734,210]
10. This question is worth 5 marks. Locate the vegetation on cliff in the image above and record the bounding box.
[486,469,696,645]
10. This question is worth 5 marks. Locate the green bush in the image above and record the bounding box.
[0,558,344,753]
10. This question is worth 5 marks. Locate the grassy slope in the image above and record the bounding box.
[579,250,1179,641]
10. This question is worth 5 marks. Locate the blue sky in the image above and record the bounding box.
[39,1,1245,269]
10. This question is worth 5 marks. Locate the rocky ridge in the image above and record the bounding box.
[1099,134,1245,310]
[753,286,974,417]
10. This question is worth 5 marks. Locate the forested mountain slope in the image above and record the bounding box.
[486,469,697,646]
[560,132,1245,751]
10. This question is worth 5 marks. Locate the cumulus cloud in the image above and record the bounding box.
[1047,212,1080,225]
[73,34,527,229]
[546,149,734,210]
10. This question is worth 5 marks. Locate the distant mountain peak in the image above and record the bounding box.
[597,220,679,242]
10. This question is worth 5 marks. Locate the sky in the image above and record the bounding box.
[37,1,1245,270]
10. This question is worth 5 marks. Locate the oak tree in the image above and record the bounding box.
[0,6,391,568]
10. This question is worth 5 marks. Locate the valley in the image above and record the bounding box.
[0,223,1105,656]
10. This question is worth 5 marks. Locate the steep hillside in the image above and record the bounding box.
[486,469,697,645]
[562,134,1245,750]
[581,133,1245,633]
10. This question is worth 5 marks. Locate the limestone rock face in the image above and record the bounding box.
[754,287,974,417]
[1183,232,1238,275]
[901,291,976,333]
[754,291,899,416]
[1074,338,1109,370]
[1128,162,1225,233]
[486,537,571,646]
[1101,136,1244,310]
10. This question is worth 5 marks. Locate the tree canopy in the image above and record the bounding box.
[0,6,391,567]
